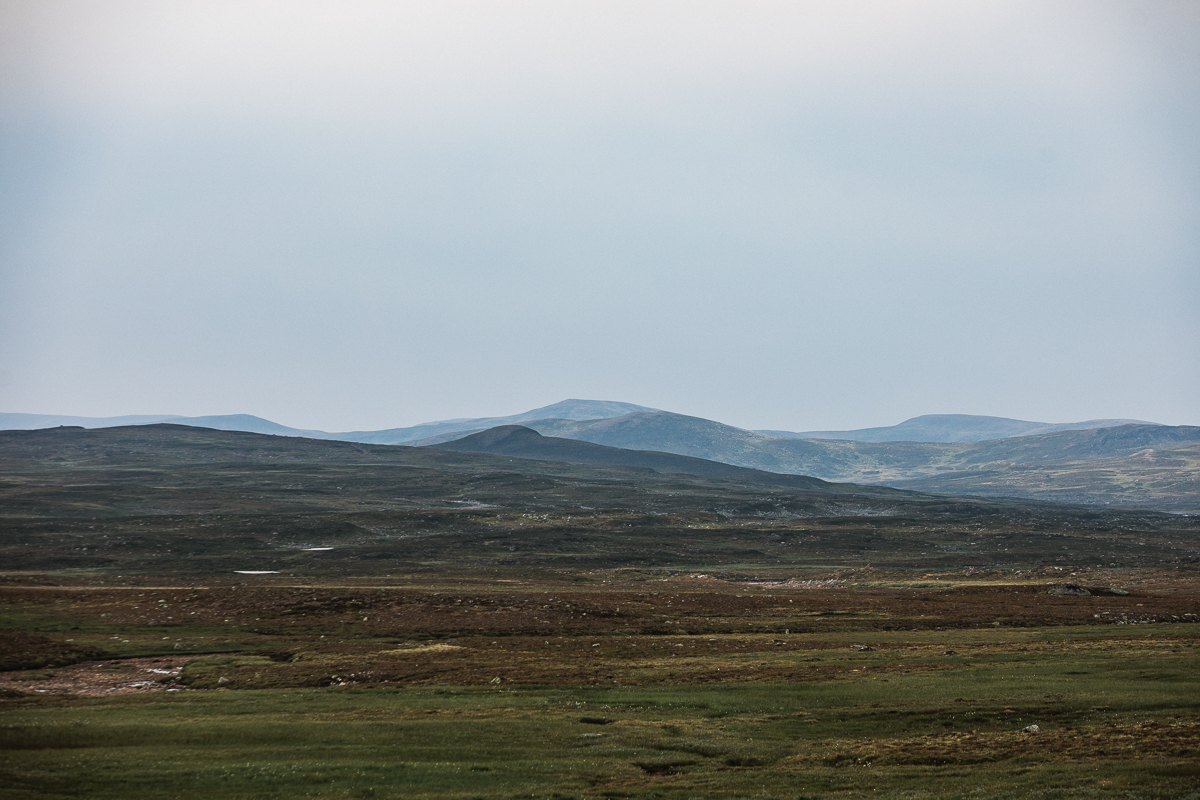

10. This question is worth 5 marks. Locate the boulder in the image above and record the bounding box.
[1048,583,1091,596]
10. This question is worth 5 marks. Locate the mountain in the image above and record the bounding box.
[0,412,185,429]
[429,425,836,491]
[333,399,657,445]
[0,412,324,437]
[887,442,1200,513]
[497,411,1200,511]
[760,414,1157,443]
[6,403,1193,511]
[521,411,874,473]
[0,400,655,445]
[4,404,1157,449]
[160,414,326,437]
[518,412,1200,476]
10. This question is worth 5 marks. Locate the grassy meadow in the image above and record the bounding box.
[3,578,1199,799]
[4,644,1199,799]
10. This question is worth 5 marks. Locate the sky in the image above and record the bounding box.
[1,0,1197,432]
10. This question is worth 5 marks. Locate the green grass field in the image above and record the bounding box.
[4,622,1199,799]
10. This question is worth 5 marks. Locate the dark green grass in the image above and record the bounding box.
[4,643,1199,799]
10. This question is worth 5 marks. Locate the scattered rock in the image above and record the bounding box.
[217,676,230,685]
[632,759,695,775]
[853,644,873,652]
[1108,587,1130,596]
[1021,724,1041,733]
[942,650,957,656]
[1048,583,1091,596]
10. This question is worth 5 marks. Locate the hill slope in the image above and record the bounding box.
[316,399,660,445]
[763,414,1157,443]
[430,425,838,492]
[4,423,1198,578]
[0,423,929,519]
[513,412,1200,511]
[6,405,1192,510]
[0,412,183,429]
[0,400,656,445]
[0,412,327,437]
[889,442,1200,512]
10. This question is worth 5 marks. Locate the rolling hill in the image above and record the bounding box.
[332,399,658,445]
[0,400,656,445]
[888,442,1200,512]
[761,413,1157,443]
[3,423,1198,579]
[504,412,1200,511]
[430,425,836,491]
[0,412,325,436]
[4,402,1194,511]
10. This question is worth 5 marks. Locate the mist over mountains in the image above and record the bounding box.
[4,400,1196,512]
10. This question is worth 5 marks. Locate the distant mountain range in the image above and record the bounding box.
[3,401,1196,511]
[328,399,657,445]
[427,422,1200,512]
[762,413,1157,443]
[0,412,327,438]
[0,403,1153,445]
[0,400,654,445]
[510,412,1199,512]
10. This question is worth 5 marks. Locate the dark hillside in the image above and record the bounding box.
[520,415,1200,510]
[429,425,834,491]
[330,399,657,445]
[5,423,1199,579]
[0,423,942,522]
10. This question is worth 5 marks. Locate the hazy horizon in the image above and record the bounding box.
[0,402,1175,436]
[2,1,1197,432]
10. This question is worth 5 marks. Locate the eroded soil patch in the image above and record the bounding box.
[0,654,208,696]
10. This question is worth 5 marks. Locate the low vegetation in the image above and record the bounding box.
[2,425,1197,798]
[3,576,1199,799]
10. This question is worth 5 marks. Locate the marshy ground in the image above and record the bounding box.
[2,572,1198,799]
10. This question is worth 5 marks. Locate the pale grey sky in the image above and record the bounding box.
[1,0,1197,431]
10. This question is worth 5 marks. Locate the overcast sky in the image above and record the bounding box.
[1,1,1197,432]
